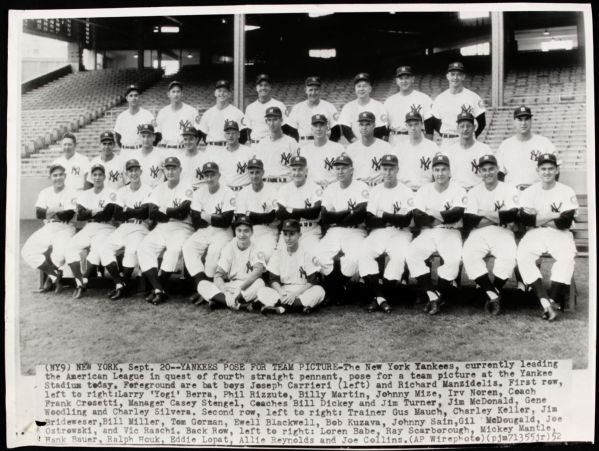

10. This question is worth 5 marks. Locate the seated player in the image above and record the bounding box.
[183,162,235,303]
[21,164,77,293]
[406,155,466,315]
[516,153,578,321]
[196,216,266,310]
[100,159,152,300]
[359,154,415,313]
[65,164,119,299]
[257,219,326,314]
[462,155,519,315]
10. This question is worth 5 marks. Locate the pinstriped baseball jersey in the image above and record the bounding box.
[217,240,266,282]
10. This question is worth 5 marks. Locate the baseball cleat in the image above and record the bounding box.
[151,291,168,305]
[380,301,392,313]
[144,291,156,303]
[38,276,55,293]
[188,293,201,304]
[110,287,127,300]
[428,300,440,315]
[542,303,558,321]
[423,301,432,313]
[107,288,118,299]
[260,305,285,315]
[367,299,379,313]
[73,285,86,299]
[485,298,501,316]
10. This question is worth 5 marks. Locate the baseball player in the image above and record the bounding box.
[275,155,323,249]
[396,110,439,191]
[299,114,345,188]
[52,133,91,190]
[431,62,486,148]
[65,164,119,299]
[21,164,77,293]
[333,73,387,142]
[196,215,266,310]
[287,76,338,145]
[114,84,154,150]
[244,74,289,144]
[516,153,578,321]
[345,111,394,187]
[137,156,194,305]
[183,162,236,303]
[496,106,558,190]
[462,154,519,315]
[253,106,300,186]
[100,159,153,300]
[234,158,279,261]
[316,154,369,302]
[179,126,210,189]
[384,65,435,146]
[131,124,166,188]
[406,154,467,315]
[207,120,253,192]
[155,80,200,149]
[198,80,247,147]
[87,131,125,190]
[443,111,493,190]
[257,219,326,314]
[359,154,415,313]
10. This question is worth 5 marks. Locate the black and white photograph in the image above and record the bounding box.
[5,2,596,447]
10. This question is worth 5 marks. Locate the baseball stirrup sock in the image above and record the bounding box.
[38,260,59,278]
[105,262,124,284]
[142,268,161,290]
[530,278,549,302]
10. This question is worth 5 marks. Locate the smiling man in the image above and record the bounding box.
[87,131,125,190]
[244,74,289,144]
[155,81,200,149]
[114,84,155,151]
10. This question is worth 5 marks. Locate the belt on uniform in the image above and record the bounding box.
[338,224,360,229]
[300,221,316,228]
[436,225,459,229]
[264,177,288,183]
[47,219,69,224]
[441,133,459,138]
[516,184,531,191]
[206,141,226,147]
[299,136,314,141]
[366,181,380,187]
[159,143,183,149]
[121,145,140,149]
[390,130,408,135]
[126,219,144,224]
[230,185,244,192]
[250,139,261,144]
[90,219,110,223]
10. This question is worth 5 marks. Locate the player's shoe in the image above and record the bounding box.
[260,305,285,315]
[380,301,392,314]
[302,306,312,315]
[107,288,118,299]
[151,291,168,305]
[428,300,440,315]
[38,276,55,293]
[542,301,559,321]
[53,271,64,294]
[367,299,379,313]
[73,284,87,299]
[485,297,502,316]
[110,286,128,301]
[144,291,156,303]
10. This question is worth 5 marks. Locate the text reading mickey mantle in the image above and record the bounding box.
[38,360,569,446]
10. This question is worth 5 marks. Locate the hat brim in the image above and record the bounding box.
[126,165,141,170]
[396,71,413,77]
[514,113,533,118]
[537,159,558,166]
[164,163,180,168]
[381,163,398,167]
[100,138,115,143]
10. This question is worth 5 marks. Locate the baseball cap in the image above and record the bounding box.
[181,126,198,137]
[537,153,558,167]
[514,105,533,119]
[234,215,253,228]
[478,154,498,167]
[247,158,264,170]
[48,163,65,175]
[125,84,140,96]
[202,162,219,174]
[354,72,371,84]
[447,61,465,73]
[432,154,450,167]
[168,80,183,91]
[164,156,181,168]
[125,159,141,170]
[255,74,271,85]
[289,155,307,167]
[62,132,77,143]
[224,120,239,131]
[90,163,106,174]
[396,66,414,77]
[380,154,398,167]
[215,80,230,90]
[405,111,423,122]
[305,76,321,87]
[456,111,475,123]
[281,219,301,233]
[100,131,115,143]
[138,123,155,134]
[311,114,328,124]
[265,106,283,117]
[358,111,375,123]
[333,154,353,166]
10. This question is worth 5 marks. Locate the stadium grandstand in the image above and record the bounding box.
[18,10,589,258]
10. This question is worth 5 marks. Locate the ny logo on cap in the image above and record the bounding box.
[520,107,527,112]
[420,156,431,170]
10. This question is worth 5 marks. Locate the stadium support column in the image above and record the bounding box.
[491,12,504,107]
[233,14,246,110]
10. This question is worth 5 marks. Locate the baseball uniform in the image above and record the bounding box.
[52,152,90,190]
[21,185,77,271]
[287,99,338,143]
[114,108,154,149]
[338,98,387,138]
[359,180,415,281]
[198,104,245,145]
[385,90,433,146]
[406,180,467,281]
[245,98,288,144]
[253,134,300,184]
[235,182,279,261]
[276,179,323,249]
[180,148,211,189]
[299,139,345,186]
[155,102,200,147]
[87,154,125,190]
[206,145,254,191]
[443,139,492,190]
[182,184,236,278]
[346,138,395,186]
[130,147,165,188]
[432,87,485,145]
[197,238,266,308]
[496,134,557,187]
[396,138,439,190]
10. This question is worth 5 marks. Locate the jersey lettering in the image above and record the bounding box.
[420,156,432,170]
[261,201,269,212]
[444,201,451,211]
[195,167,204,180]
[109,170,119,182]
[98,199,105,208]
[460,104,473,114]
[550,202,562,213]
[347,199,357,211]
[530,149,542,161]
[245,261,253,273]
[179,119,192,130]
[371,156,382,171]
[393,201,401,214]
[280,152,292,166]
[304,198,312,208]
[410,104,422,114]
[71,166,80,175]
[172,198,182,207]
[299,266,307,279]
[324,157,335,171]
[494,200,505,211]
[214,203,223,214]
[133,200,143,208]
[150,165,161,178]
[471,159,480,174]
[236,162,247,174]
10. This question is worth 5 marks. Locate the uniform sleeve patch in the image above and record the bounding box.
[408,197,415,206]
[316,188,323,197]
[109,192,117,201]
[361,189,370,199]
[333,112,340,121]
[230,197,236,206]
[462,196,468,204]
[195,115,201,124]
[513,194,520,205]
[185,189,193,197]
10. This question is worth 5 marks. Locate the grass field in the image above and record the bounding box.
[15,220,590,375]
